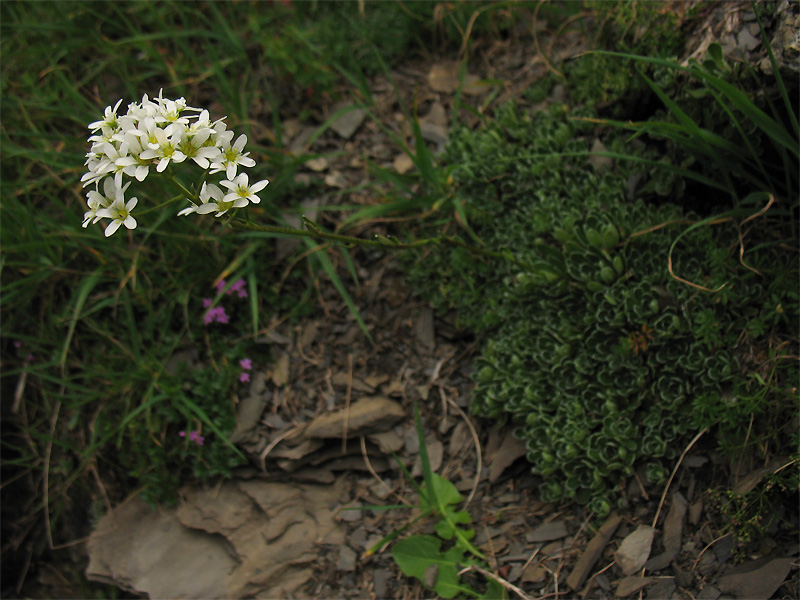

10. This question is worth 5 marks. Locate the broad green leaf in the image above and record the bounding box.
[419,472,464,513]
[392,535,474,599]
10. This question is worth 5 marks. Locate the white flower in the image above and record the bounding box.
[96,195,138,237]
[88,99,123,131]
[139,126,187,172]
[82,92,270,231]
[177,202,200,217]
[113,132,152,182]
[82,177,117,227]
[210,134,255,179]
[178,128,221,169]
[220,173,269,207]
[191,182,248,217]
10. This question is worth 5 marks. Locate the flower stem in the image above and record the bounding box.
[136,193,186,216]
[166,173,197,202]
[231,219,526,269]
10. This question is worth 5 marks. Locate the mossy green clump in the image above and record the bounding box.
[406,103,798,514]
[561,1,690,117]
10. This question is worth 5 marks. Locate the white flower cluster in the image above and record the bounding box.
[82,90,269,236]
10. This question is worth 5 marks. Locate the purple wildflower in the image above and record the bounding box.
[239,358,252,370]
[202,298,213,308]
[180,430,204,446]
[239,372,250,383]
[230,278,248,298]
[203,305,229,325]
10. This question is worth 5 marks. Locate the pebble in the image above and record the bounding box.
[337,546,357,571]
[372,569,390,598]
[697,584,721,600]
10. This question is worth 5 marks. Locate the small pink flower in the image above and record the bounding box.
[239,372,250,383]
[180,430,204,446]
[202,298,213,308]
[230,278,248,298]
[203,305,230,325]
[239,358,252,370]
[216,279,227,294]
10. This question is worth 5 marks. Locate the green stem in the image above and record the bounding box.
[136,193,186,216]
[231,219,527,270]
[166,173,197,203]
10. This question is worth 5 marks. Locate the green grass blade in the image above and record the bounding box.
[413,400,439,511]
[306,240,373,344]
[59,270,103,371]
[753,5,799,137]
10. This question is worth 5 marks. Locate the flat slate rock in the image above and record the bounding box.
[87,478,347,599]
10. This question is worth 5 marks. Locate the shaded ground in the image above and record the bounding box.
[11,2,799,598]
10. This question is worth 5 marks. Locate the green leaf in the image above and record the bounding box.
[392,535,475,599]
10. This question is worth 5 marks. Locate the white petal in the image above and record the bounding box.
[195,203,220,215]
[104,220,121,237]
[249,179,269,193]
[178,205,197,216]
[192,156,209,169]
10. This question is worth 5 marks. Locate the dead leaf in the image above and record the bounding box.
[306,396,405,439]
[589,138,614,170]
[305,156,328,172]
[324,170,348,188]
[428,62,461,93]
[616,576,654,597]
[229,376,270,443]
[528,520,569,542]
[414,306,435,352]
[488,433,527,482]
[718,557,794,600]
[646,491,688,571]
[566,513,622,591]
[422,102,447,126]
[332,372,375,393]
[412,437,444,476]
[393,153,414,174]
[447,422,470,458]
[420,122,449,153]
[271,352,290,387]
[615,525,655,576]
[367,430,404,453]
[330,104,367,139]
[663,492,688,556]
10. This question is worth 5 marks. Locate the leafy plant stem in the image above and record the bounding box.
[232,219,524,269]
